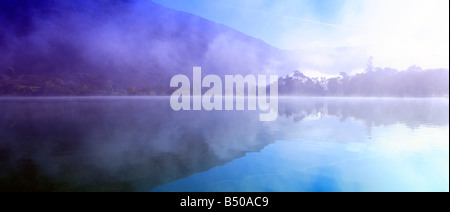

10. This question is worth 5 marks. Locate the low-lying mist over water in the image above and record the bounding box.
[0,97,448,191]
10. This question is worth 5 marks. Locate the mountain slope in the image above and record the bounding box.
[0,0,295,95]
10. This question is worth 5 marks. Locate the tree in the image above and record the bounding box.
[365,56,374,73]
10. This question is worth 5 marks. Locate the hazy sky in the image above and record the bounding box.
[153,0,449,71]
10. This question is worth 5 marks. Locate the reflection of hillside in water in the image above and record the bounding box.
[0,97,448,191]
[0,98,275,191]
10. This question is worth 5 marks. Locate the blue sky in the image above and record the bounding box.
[152,0,356,49]
[153,0,449,71]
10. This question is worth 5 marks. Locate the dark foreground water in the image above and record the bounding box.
[0,97,448,192]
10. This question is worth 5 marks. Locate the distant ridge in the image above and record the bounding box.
[0,0,294,96]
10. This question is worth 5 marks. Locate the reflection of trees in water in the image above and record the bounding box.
[278,98,449,128]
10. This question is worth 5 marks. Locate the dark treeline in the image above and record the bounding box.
[0,71,174,96]
[0,65,449,97]
[278,66,449,97]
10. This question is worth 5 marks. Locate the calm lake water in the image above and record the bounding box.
[0,97,448,192]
